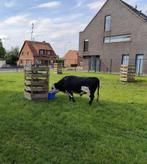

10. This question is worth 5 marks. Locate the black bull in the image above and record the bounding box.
[52,76,100,105]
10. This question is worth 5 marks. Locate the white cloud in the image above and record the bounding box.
[75,0,85,8]
[0,34,8,43]
[123,0,139,6]
[87,0,106,11]
[3,15,29,25]
[36,1,61,8]
[0,13,85,56]
[3,0,16,8]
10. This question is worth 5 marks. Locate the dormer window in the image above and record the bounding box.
[39,49,45,55]
[104,15,111,32]
[47,50,52,55]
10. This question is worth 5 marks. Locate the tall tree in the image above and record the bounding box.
[0,39,6,59]
[5,47,19,65]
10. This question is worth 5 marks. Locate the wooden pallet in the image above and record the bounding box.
[54,63,62,74]
[120,65,135,82]
[24,65,49,100]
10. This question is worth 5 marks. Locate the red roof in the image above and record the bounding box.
[19,40,56,57]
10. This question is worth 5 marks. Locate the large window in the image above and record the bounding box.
[104,34,131,43]
[104,15,111,32]
[83,56,100,72]
[83,39,89,52]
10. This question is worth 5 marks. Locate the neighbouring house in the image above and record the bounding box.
[64,50,82,67]
[18,40,57,66]
[0,60,6,68]
[79,0,147,74]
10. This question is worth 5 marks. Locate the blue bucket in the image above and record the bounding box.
[48,92,56,100]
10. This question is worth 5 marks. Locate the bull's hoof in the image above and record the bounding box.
[89,102,92,105]
[72,99,76,103]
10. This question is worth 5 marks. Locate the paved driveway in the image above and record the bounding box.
[0,68,23,72]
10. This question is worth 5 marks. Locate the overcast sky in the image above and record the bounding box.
[0,0,147,56]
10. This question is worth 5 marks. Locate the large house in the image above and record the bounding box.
[64,50,82,67]
[79,0,147,74]
[18,40,57,66]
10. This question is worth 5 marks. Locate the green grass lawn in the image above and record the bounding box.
[0,71,147,164]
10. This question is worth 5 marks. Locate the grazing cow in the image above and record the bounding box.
[52,76,100,105]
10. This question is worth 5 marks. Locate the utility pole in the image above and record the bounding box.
[31,23,34,41]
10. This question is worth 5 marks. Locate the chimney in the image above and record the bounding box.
[135,5,137,9]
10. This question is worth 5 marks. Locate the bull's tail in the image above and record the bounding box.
[96,79,100,102]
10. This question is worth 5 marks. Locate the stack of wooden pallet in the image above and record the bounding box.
[54,63,62,74]
[24,65,49,100]
[120,65,135,82]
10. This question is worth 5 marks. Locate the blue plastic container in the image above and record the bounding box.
[48,92,56,100]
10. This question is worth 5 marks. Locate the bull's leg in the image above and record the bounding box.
[70,92,75,102]
[69,95,72,101]
[67,91,75,102]
[80,91,85,96]
[67,92,72,101]
[89,93,94,105]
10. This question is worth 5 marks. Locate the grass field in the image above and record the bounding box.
[0,71,147,164]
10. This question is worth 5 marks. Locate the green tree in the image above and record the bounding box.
[0,39,6,59]
[5,47,19,65]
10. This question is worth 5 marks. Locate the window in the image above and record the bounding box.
[39,49,45,55]
[135,54,144,75]
[122,55,129,65]
[47,50,52,55]
[45,60,49,65]
[104,34,131,43]
[83,39,89,52]
[26,60,32,65]
[104,15,111,32]
[35,59,41,65]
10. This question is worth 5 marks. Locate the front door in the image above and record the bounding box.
[136,54,144,75]
[88,56,100,72]
[90,56,96,72]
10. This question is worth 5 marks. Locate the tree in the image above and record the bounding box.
[56,55,64,65]
[5,47,19,65]
[0,39,6,59]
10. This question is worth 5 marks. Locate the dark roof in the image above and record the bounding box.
[120,0,147,21]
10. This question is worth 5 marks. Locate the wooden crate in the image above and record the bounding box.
[120,65,135,82]
[54,63,62,74]
[24,65,49,100]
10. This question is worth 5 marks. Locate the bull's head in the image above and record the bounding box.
[51,83,59,93]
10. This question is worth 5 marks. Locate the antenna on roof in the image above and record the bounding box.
[31,23,34,41]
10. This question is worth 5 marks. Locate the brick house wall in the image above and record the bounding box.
[19,42,34,65]
[64,50,82,67]
[79,0,147,74]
